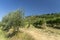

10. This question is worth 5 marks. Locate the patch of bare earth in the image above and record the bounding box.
[20,28,60,40]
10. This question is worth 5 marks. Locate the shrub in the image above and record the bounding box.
[46,18,60,29]
[2,10,24,32]
[33,19,45,28]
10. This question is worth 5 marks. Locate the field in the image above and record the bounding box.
[0,25,60,40]
[0,10,60,40]
[8,27,60,40]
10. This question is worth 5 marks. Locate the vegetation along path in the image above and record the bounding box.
[20,28,60,40]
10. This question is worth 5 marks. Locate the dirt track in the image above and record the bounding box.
[20,28,60,40]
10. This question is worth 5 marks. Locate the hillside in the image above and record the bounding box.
[0,10,60,40]
[19,27,60,40]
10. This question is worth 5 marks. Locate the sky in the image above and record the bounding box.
[0,0,60,21]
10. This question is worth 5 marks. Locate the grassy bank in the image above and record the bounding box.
[0,29,7,40]
[9,31,35,40]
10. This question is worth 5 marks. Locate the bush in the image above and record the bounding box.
[2,10,24,32]
[46,18,60,29]
[33,20,45,28]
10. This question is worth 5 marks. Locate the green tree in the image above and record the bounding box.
[2,10,24,31]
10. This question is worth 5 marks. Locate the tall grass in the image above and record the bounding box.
[0,29,7,40]
[9,32,34,40]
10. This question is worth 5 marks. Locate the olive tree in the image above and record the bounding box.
[2,10,24,31]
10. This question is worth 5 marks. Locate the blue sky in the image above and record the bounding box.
[0,0,60,21]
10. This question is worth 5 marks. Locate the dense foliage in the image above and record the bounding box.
[1,10,24,31]
[1,12,60,30]
[26,13,60,29]
[0,10,60,38]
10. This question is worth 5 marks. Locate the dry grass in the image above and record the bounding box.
[20,27,60,40]
[9,31,34,40]
[2,26,60,40]
[0,29,8,40]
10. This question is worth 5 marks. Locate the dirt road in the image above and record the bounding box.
[20,28,60,40]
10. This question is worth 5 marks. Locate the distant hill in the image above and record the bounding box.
[25,13,60,29]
